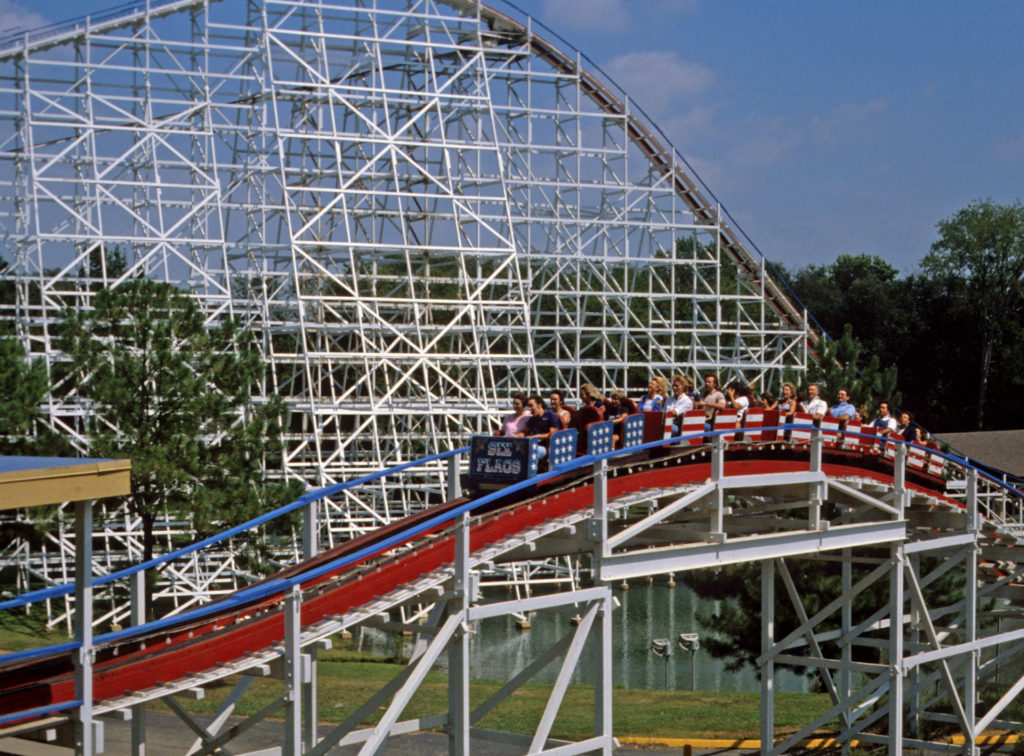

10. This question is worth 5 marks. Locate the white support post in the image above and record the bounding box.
[965,469,980,756]
[893,444,907,517]
[302,501,318,561]
[710,435,725,542]
[284,584,302,756]
[760,558,775,755]
[130,569,146,756]
[595,589,613,755]
[889,542,905,754]
[840,548,851,756]
[908,552,921,740]
[711,433,724,482]
[589,458,614,755]
[304,645,319,753]
[448,512,471,756]
[590,458,608,563]
[809,430,823,530]
[74,499,97,756]
[446,452,461,503]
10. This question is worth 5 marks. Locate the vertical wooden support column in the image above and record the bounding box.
[304,644,319,753]
[908,552,921,739]
[302,500,317,562]
[590,458,608,563]
[840,547,852,756]
[74,499,96,756]
[808,430,823,530]
[889,444,906,754]
[590,456,614,755]
[446,452,460,503]
[965,469,980,756]
[760,558,774,755]
[301,499,319,751]
[284,584,302,756]
[710,435,725,542]
[595,589,613,754]
[889,543,905,754]
[447,512,471,756]
[130,569,146,755]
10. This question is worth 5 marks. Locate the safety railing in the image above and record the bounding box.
[2,422,1022,729]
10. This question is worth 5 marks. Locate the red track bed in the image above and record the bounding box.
[0,444,947,722]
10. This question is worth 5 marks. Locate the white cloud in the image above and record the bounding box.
[658,103,720,151]
[645,0,700,15]
[728,115,801,167]
[810,98,889,147]
[601,51,715,116]
[540,0,630,34]
[0,0,49,39]
[676,152,728,193]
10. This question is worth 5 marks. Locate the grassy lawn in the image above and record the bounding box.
[1,618,834,741]
[171,645,835,742]
[0,608,67,653]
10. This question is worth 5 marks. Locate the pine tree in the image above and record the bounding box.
[807,324,901,415]
[59,279,302,612]
[0,336,65,456]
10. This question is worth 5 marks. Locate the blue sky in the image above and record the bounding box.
[4,0,1023,273]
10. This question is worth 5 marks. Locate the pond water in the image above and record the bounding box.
[355,580,810,693]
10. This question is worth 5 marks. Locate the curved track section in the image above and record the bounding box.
[3,429,1024,755]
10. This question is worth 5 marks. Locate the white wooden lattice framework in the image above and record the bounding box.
[0,0,816,611]
[5,434,1024,755]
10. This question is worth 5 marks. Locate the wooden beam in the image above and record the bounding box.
[0,457,131,509]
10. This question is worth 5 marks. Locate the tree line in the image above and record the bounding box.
[1,269,303,611]
[776,198,1024,433]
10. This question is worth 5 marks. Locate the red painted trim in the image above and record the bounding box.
[0,443,956,721]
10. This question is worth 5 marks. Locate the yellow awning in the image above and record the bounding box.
[0,457,131,510]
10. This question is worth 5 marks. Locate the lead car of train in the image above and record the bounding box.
[462,406,951,497]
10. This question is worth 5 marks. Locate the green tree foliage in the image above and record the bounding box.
[805,324,900,416]
[683,553,962,679]
[922,199,1024,430]
[779,253,902,363]
[59,279,303,605]
[0,335,70,456]
[0,257,70,457]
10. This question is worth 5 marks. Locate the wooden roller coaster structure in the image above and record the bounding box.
[2,414,1024,755]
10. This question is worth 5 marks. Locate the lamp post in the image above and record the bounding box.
[678,633,700,691]
[650,638,672,689]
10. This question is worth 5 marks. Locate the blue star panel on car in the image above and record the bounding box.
[527,437,540,477]
[587,420,614,456]
[623,414,645,448]
[549,428,578,468]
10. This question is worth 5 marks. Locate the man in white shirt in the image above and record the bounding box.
[696,373,727,431]
[801,383,827,421]
[872,401,898,434]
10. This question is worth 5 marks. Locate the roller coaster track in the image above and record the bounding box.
[2,428,1024,754]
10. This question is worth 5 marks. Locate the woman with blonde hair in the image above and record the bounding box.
[777,381,798,420]
[579,383,605,418]
[638,375,668,411]
[665,373,695,435]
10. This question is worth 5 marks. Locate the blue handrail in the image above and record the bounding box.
[0,446,469,612]
[2,427,1021,659]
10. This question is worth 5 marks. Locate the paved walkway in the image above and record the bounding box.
[93,711,754,755]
